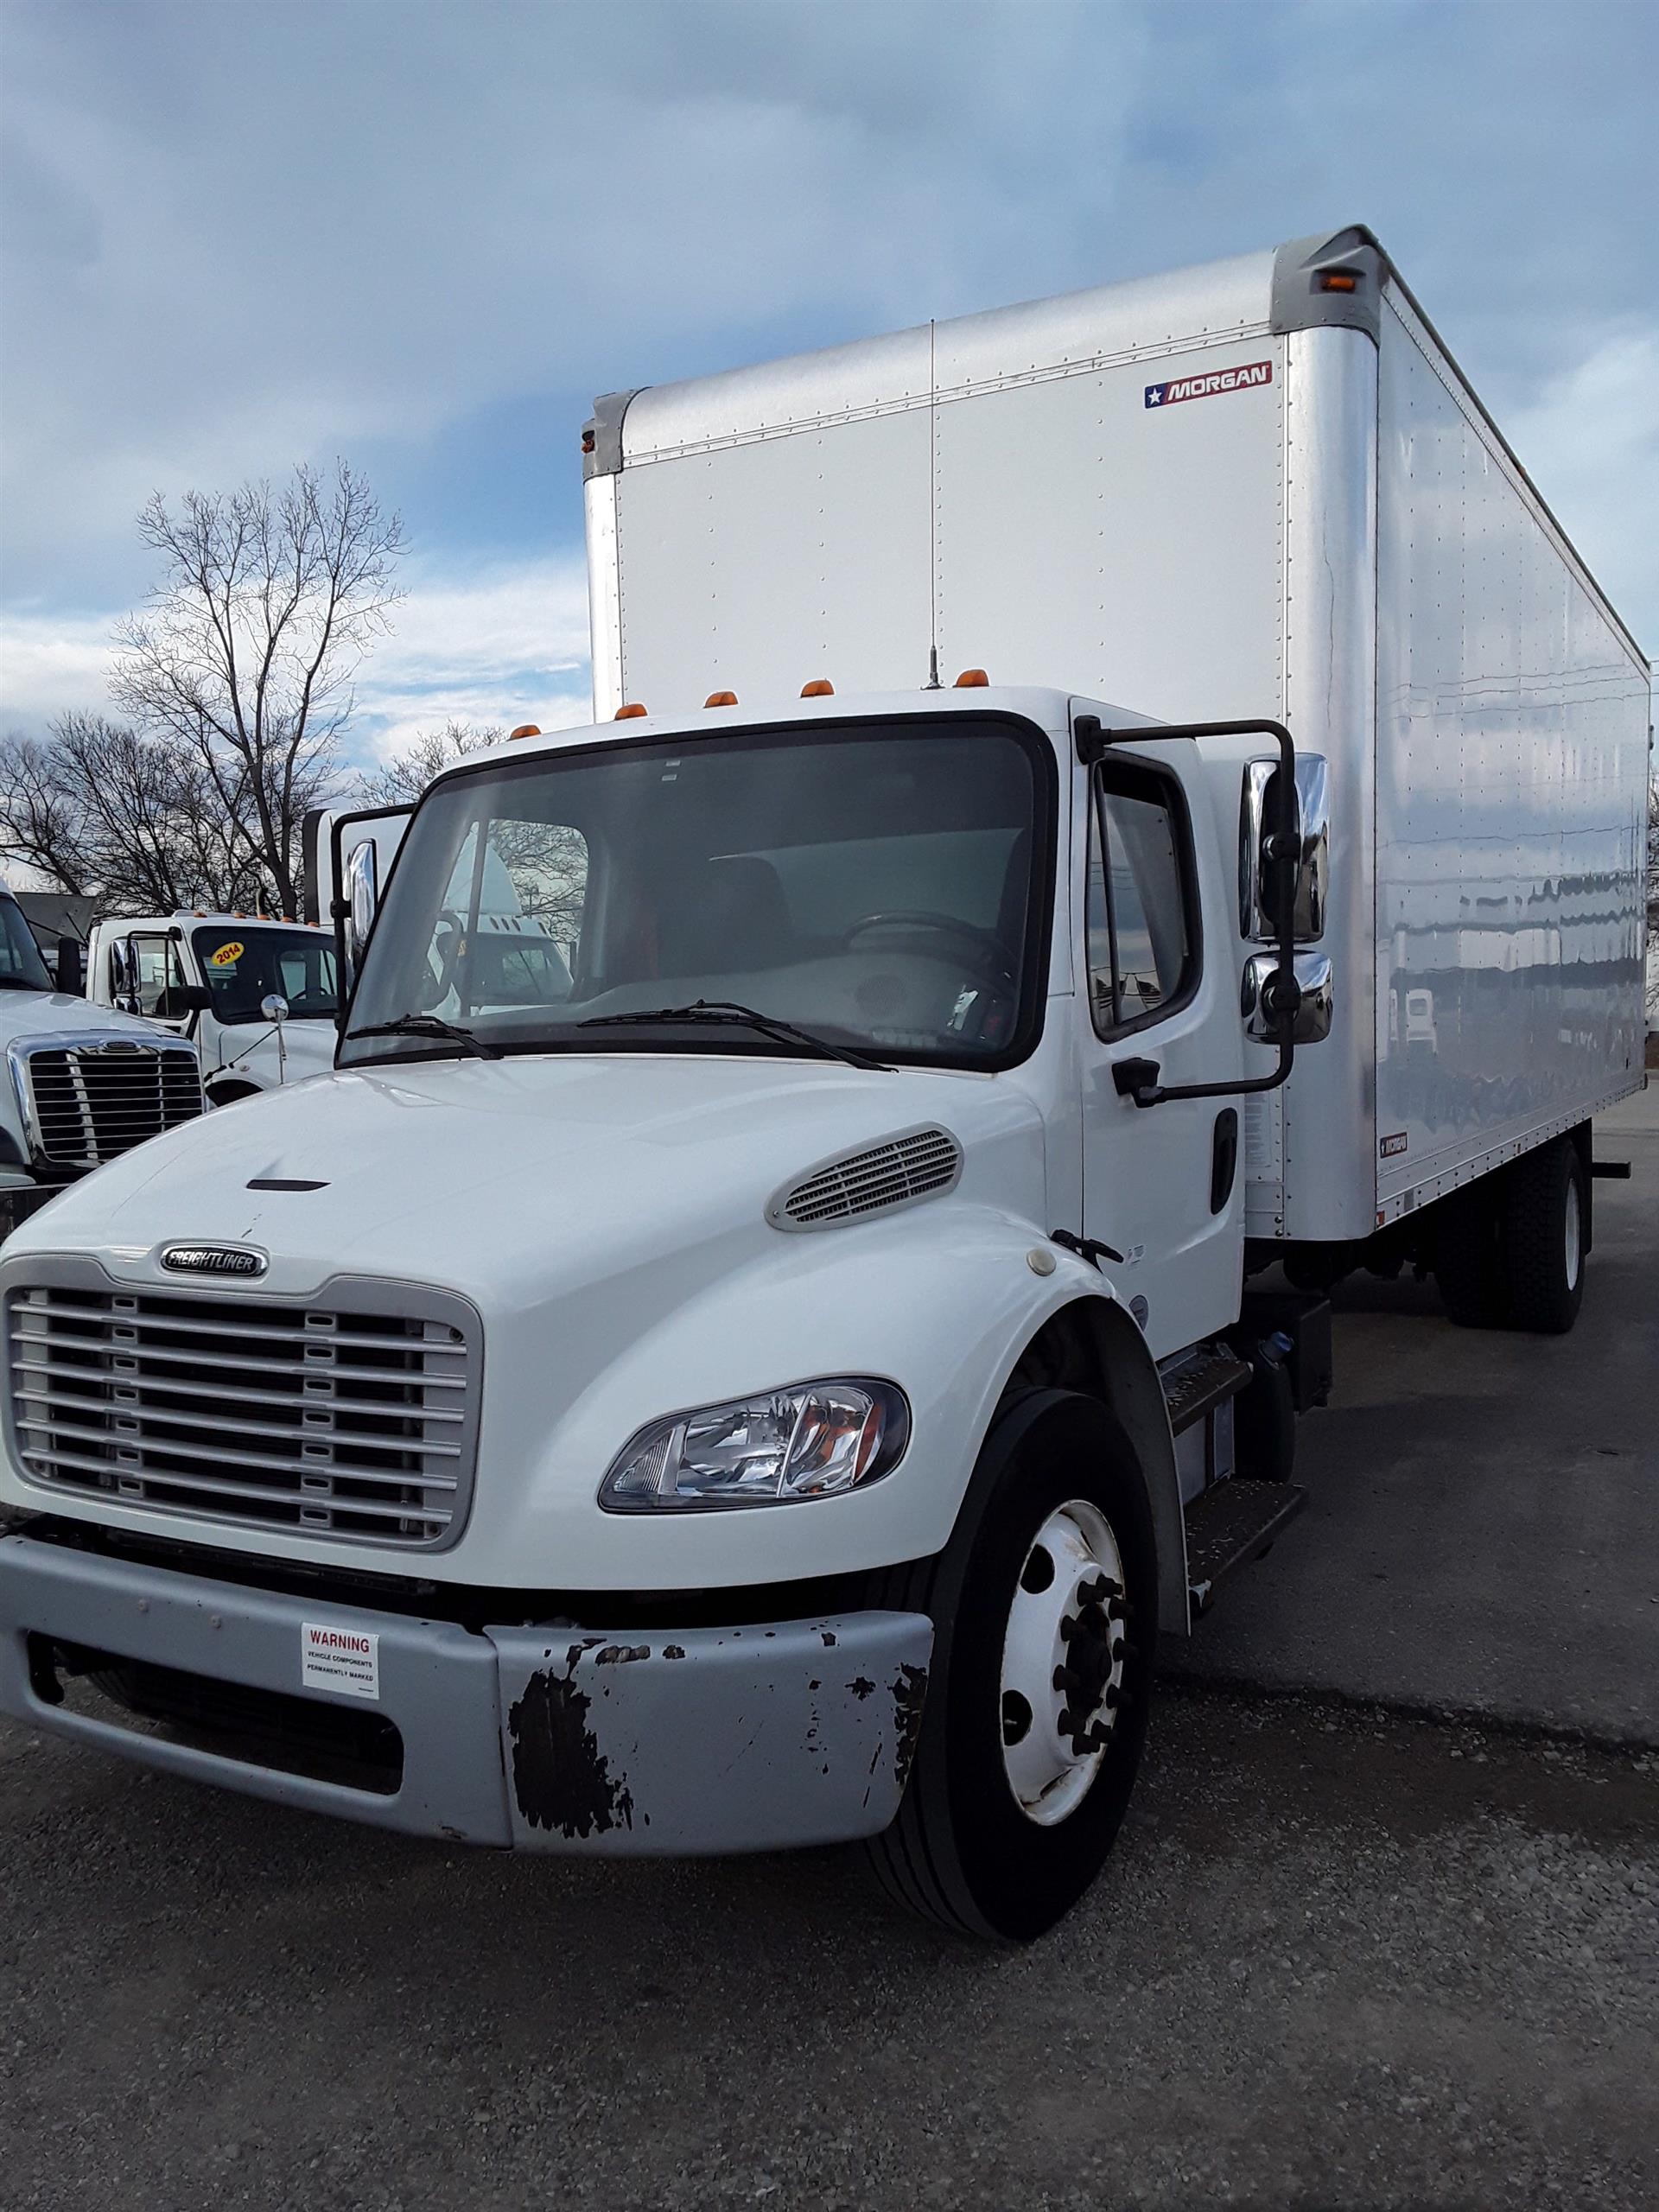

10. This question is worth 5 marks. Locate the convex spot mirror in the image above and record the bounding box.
[1241,950,1334,1045]
[1240,754,1329,943]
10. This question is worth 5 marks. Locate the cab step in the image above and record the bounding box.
[1184,1478,1308,1618]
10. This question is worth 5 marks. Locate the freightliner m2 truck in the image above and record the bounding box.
[0,227,1648,1939]
[85,912,340,1104]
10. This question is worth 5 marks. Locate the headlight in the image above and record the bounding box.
[600,1378,909,1511]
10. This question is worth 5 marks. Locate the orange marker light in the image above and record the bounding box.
[954,668,989,688]
[1319,270,1358,294]
[800,678,835,697]
[508,723,542,741]
[615,702,648,719]
[581,429,595,454]
[704,690,738,708]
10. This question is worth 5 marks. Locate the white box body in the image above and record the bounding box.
[586,228,1650,1242]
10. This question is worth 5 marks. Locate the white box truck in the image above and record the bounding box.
[0,226,1648,1940]
[83,912,340,1105]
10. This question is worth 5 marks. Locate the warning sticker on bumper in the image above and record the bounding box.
[302,1621,380,1700]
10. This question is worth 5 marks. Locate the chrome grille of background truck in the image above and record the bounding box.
[12,1039,204,1168]
[5,1275,480,1549]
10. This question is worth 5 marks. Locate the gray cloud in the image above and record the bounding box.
[2,0,1654,689]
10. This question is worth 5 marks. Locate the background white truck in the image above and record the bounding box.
[0,225,1647,1941]
[0,885,205,1235]
[85,912,340,1104]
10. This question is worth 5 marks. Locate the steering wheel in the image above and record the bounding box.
[842,910,1014,988]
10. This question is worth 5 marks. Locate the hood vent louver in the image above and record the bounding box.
[768,1126,963,1232]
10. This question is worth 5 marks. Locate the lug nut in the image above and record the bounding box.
[1058,1617,1077,1643]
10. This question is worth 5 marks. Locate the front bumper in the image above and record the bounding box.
[0,1532,932,1854]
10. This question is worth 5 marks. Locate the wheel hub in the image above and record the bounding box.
[999,1500,1131,1827]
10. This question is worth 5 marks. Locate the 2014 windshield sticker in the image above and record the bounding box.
[1145,359,1273,410]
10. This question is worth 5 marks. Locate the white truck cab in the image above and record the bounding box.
[0,228,1646,1940]
[0,886,205,1233]
[86,913,340,1104]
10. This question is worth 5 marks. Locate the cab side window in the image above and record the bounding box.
[1085,766,1198,1038]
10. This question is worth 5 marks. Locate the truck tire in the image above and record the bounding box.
[1433,1182,1511,1329]
[861,1389,1157,1942]
[1500,1136,1586,1335]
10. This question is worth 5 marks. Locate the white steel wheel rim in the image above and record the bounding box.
[1564,1176,1582,1288]
[998,1498,1128,1828]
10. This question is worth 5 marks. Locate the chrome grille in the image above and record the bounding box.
[16,1039,203,1168]
[769,1126,963,1230]
[7,1277,480,1549]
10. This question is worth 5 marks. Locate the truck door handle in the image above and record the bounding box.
[1049,1230,1125,1268]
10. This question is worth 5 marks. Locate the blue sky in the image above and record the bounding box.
[2,0,1655,772]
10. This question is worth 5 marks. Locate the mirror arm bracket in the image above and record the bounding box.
[1076,713,1301,1107]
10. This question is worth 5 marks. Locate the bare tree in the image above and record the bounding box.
[0,732,92,894]
[354,720,503,809]
[0,716,267,913]
[111,461,406,914]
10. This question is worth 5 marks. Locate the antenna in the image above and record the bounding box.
[926,317,940,689]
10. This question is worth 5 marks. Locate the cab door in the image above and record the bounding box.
[1077,745,1244,1360]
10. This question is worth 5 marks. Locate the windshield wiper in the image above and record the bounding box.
[347,1014,502,1061]
[580,998,888,1072]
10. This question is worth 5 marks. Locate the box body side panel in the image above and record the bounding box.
[613,332,1287,727]
[1372,292,1649,1217]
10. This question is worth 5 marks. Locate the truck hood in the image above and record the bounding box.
[0,989,175,1046]
[10,1052,1048,1311]
[209,1013,338,1086]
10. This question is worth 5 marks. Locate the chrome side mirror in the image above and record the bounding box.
[1240,754,1329,943]
[346,839,378,966]
[110,934,139,1014]
[1242,950,1334,1045]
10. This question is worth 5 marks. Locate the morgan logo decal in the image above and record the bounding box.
[1146,359,1273,409]
[1380,1132,1409,1160]
[160,1243,268,1279]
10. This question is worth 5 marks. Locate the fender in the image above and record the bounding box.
[471,1198,1186,1605]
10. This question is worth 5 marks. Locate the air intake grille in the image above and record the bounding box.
[7,1275,480,1550]
[769,1126,963,1230]
[16,1039,203,1169]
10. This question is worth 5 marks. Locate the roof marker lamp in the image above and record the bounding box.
[601,1379,909,1510]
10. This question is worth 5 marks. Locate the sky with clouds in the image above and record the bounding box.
[2,0,1655,775]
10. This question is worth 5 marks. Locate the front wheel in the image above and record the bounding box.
[862,1390,1158,1942]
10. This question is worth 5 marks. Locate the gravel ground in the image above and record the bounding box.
[3,1681,1654,2211]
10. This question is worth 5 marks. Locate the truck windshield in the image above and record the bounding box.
[340,716,1051,1071]
[0,896,54,992]
[191,925,340,1024]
